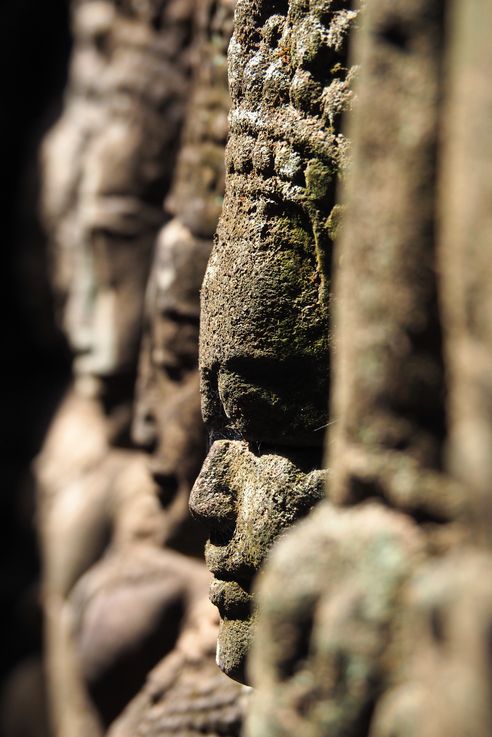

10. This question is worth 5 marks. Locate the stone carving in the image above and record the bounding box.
[191,443,327,683]
[107,0,250,733]
[42,0,194,382]
[37,0,198,733]
[371,551,492,737]
[41,0,115,321]
[71,545,212,727]
[371,4,492,734]
[438,0,492,539]
[248,502,425,737]
[36,385,182,735]
[245,1,492,736]
[107,599,248,737]
[130,0,236,559]
[190,0,360,684]
[329,0,448,518]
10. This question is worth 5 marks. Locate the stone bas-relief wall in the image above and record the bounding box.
[244,2,492,737]
[190,0,362,685]
[23,0,492,734]
[36,0,246,735]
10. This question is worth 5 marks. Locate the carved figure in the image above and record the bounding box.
[372,3,492,734]
[37,0,197,733]
[43,0,194,383]
[245,1,492,736]
[41,0,115,318]
[107,0,250,733]
[190,0,360,684]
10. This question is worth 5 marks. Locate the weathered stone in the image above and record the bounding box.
[42,0,195,379]
[330,0,448,513]
[108,599,249,737]
[132,226,211,557]
[191,441,327,682]
[199,0,359,447]
[438,0,492,539]
[191,0,359,686]
[37,0,198,732]
[242,3,479,735]
[41,0,114,312]
[371,551,492,737]
[247,503,424,737]
[131,0,235,559]
[95,0,248,733]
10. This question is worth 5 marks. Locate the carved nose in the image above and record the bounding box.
[189,441,237,528]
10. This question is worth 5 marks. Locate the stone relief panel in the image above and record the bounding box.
[244,2,492,737]
[190,0,361,685]
[36,0,203,734]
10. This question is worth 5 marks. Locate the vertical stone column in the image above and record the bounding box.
[330,0,454,519]
[106,0,250,734]
[439,0,492,538]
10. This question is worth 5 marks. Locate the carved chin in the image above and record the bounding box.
[216,616,253,685]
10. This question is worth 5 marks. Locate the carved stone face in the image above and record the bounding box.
[133,221,211,555]
[64,110,163,377]
[41,0,115,313]
[188,0,361,687]
[190,441,326,683]
[53,0,193,379]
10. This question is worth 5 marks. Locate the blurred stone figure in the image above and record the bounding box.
[371,2,492,735]
[189,0,360,684]
[64,0,193,379]
[42,0,194,382]
[41,0,115,321]
[132,228,211,557]
[108,0,249,733]
[38,0,248,733]
[37,0,197,734]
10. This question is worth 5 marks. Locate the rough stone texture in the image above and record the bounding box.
[199,0,360,447]
[370,551,492,737]
[131,0,235,557]
[107,0,248,733]
[330,0,448,514]
[438,0,492,539]
[190,0,359,686]
[247,503,424,737]
[243,2,492,736]
[191,441,327,682]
